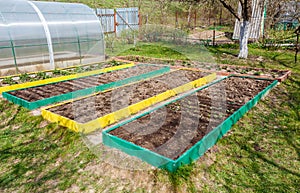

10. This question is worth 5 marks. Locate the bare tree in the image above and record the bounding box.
[218,0,254,58]
[155,0,171,24]
[171,0,203,27]
[179,0,252,58]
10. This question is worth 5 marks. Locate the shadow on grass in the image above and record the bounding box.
[204,75,300,192]
[207,46,239,58]
[0,102,94,192]
[270,53,299,69]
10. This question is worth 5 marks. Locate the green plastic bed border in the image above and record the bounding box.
[2,64,170,110]
[102,75,279,172]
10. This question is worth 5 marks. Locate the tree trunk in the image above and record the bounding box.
[187,4,193,28]
[238,20,250,59]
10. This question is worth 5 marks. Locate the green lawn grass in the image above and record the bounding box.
[207,44,299,72]
[119,44,189,60]
[0,43,299,192]
[114,42,216,63]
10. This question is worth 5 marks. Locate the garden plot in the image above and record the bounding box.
[42,69,216,133]
[216,64,291,81]
[103,76,278,172]
[3,64,169,110]
[0,62,134,93]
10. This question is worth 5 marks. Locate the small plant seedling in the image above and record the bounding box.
[52,69,62,75]
[53,69,70,76]
[75,66,84,73]
[36,72,49,80]
[253,71,262,76]
[241,69,248,74]
[19,73,30,82]
[84,66,92,72]
[110,60,122,66]
[2,77,16,85]
[60,70,71,75]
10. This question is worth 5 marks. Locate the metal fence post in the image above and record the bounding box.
[114,9,117,36]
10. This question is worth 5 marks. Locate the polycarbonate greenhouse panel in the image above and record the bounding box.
[102,76,278,172]
[0,0,49,75]
[0,0,104,76]
[3,64,170,110]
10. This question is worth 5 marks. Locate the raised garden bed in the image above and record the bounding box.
[3,64,169,110]
[0,63,134,94]
[216,64,291,82]
[174,63,291,82]
[102,76,278,172]
[115,56,291,82]
[0,60,130,87]
[42,69,216,133]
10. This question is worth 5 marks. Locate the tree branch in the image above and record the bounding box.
[218,0,241,21]
[239,0,244,7]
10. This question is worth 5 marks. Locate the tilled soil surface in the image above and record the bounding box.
[218,65,287,78]
[109,77,273,160]
[8,65,161,102]
[48,70,209,123]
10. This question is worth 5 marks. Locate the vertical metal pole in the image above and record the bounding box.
[194,11,197,28]
[138,10,142,28]
[175,11,178,28]
[219,7,222,26]
[208,9,211,25]
[138,10,142,40]
[77,35,82,64]
[28,1,55,69]
[261,0,268,41]
[295,33,299,63]
[10,40,18,73]
[0,12,19,73]
[213,23,216,46]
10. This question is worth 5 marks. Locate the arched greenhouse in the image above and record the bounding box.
[0,0,105,76]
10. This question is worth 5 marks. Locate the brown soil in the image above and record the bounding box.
[48,70,209,123]
[115,56,289,80]
[8,65,161,102]
[218,65,287,78]
[109,77,273,160]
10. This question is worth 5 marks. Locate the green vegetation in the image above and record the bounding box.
[1,0,299,191]
[0,61,124,86]
[52,69,70,76]
[19,73,30,83]
[1,43,299,192]
[2,77,16,85]
[36,72,51,80]
[207,44,299,71]
[0,105,97,192]
[110,59,125,66]
[119,44,189,61]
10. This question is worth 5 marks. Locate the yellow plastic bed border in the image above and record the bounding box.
[41,70,216,133]
[0,63,134,94]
